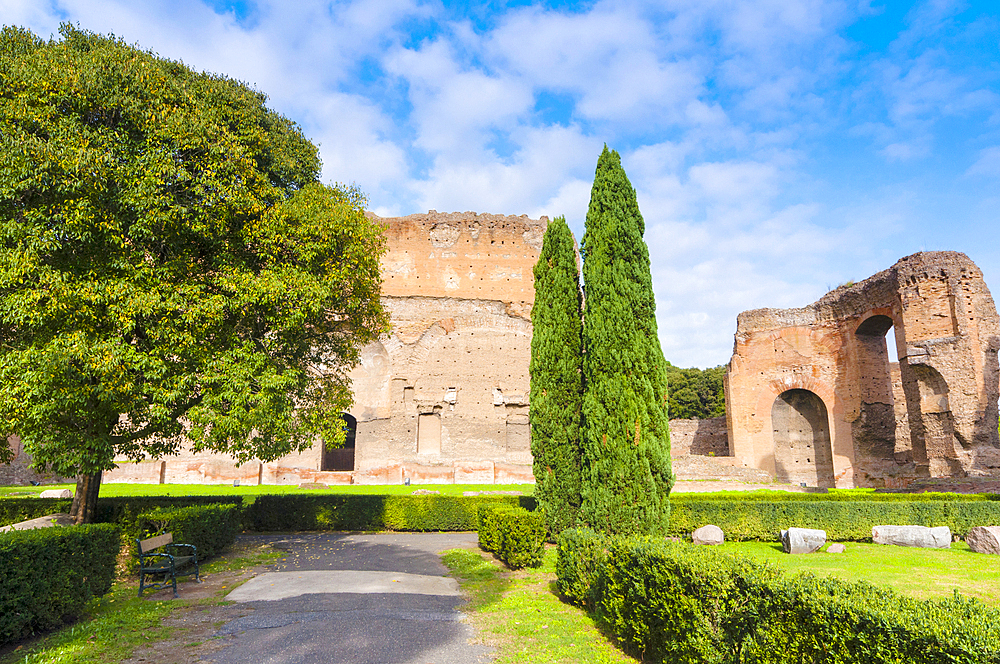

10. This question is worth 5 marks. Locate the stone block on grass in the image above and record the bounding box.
[691,524,724,545]
[39,489,72,498]
[966,526,1000,554]
[781,528,826,554]
[872,525,950,549]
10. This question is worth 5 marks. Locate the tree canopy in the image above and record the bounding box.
[578,146,673,536]
[664,364,726,420]
[0,25,388,518]
[529,215,583,536]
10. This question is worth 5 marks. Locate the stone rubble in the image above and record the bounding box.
[781,528,827,554]
[872,525,951,548]
[691,524,725,545]
[965,526,1000,554]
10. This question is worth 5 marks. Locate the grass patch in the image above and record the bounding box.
[719,540,1000,605]
[0,539,278,664]
[0,483,534,498]
[442,547,634,663]
[0,584,175,664]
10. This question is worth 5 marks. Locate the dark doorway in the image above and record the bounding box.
[772,389,835,488]
[321,413,356,472]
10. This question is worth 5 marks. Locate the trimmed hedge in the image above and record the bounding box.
[0,497,73,526]
[673,489,1000,502]
[557,530,1000,664]
[247,494,536,532]
[669,499,1000,541]
[0,524,120,645]
[0,495,244,530]
[138,504,242,560]
[554,527,605,608]
[477,503,545,569]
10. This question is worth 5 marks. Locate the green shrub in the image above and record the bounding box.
[0,524,120,645]
[673,489,998,502]
[247,494,535,532]
[577,537,1000,664]
[0,497,73,526]
[137,504,241,560]
[555,527,606,608]
[669,499,1000,541]
[478,504,545,568]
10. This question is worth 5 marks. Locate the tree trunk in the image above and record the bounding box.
[70,472,102,524]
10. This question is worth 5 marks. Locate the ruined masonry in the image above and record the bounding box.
[102,211,545,485]
[6,222,1000,488]
[725,251,1000,488]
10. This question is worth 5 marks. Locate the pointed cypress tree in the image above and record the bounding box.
[579,146,673,535]
[530,216,584,536]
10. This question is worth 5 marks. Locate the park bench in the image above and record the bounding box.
[135,533,200,597]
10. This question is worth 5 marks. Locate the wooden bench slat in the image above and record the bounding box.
[140,533,173,553]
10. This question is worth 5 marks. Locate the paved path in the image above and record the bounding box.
[213,533,493,664]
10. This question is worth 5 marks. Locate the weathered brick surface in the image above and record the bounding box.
[726,251,1000,488]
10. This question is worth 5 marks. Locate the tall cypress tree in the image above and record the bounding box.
[530,216,584,536]
[579,146,673,535]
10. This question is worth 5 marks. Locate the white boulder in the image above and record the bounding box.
[871,525,951,549]
[691,525,725,545]
[781,528,826,554]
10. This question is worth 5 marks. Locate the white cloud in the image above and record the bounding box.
[6,0,998,368]
[967,146,1000,178]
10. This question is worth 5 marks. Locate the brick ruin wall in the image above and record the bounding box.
[99,211,548,485]
[725,251,1000,489]
[3,210,734,487]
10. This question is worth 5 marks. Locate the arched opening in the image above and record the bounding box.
[853,315,903,479]
[772,389,835,487]
[909,365,964,476]
[321,413,356,472]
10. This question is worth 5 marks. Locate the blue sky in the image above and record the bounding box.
[4,0,999,368]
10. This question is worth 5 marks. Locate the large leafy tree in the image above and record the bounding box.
[579,146,673,535]
[530,216,583,536]
[0,25,388,522]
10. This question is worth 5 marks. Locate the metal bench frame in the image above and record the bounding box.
[136,532,200,597]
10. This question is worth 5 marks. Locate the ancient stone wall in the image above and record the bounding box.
[0,436,67,486]
[104,211,547,486]
[669,417,730,457]
[725,251,1000,488]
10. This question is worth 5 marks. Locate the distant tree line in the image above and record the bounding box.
[664,364,727,420]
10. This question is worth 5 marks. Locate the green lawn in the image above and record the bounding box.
[442,546,634,664]
[0,483,535,498]
[718,540,1000,605]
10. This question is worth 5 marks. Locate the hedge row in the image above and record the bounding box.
[557,529,1000,664]
[0,524,120,645]
[477,504,545,569]
[669,499,1000,541]
[246,494,536,531]
[672,489,1000,502]
[137,504,242,560]
[0,495,244,529]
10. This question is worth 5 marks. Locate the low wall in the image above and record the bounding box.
[669,417,729,457]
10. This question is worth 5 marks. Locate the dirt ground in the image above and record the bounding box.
[121,545,273,664]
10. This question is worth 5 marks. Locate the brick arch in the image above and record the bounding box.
[771,389,836,488]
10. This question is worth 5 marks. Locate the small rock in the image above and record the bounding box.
[826,543,846,554]
[872,525,950,549]
[39,489,73,499]
[691,524,725,545]
[298,483,328,489]
[966,526,1000,554]
[411,489,441,495]
[781,527,826,554]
